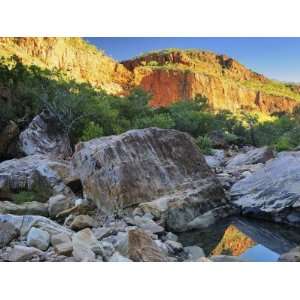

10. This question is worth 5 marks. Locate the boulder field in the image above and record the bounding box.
[1,124,300,261]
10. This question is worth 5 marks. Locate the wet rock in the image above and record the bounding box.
[128,229,169,262]
[279,246,300,262]
[184,246,205,261]
[48,194,73,218]
[226,146,274,169]
[0,201,48,216]
[0,155,74,202]
[72,128,229,231]
[27,227,50,251]
[109,251,132,262]
[19,111,72,159]
[0,221,19,248]
[166,189,232,232]
[8,245,43,262]
[0,214,73,236]
[70,215,95,231]
[231,151,300,225]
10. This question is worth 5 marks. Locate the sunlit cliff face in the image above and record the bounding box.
[211,224,256,256]
[1,38,299,115]
[122,50,299,114]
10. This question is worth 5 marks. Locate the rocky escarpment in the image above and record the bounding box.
[122,50,300,114]
[1,39,299,115]
[0,37,132,94]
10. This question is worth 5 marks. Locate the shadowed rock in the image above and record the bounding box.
[0,155,74,202]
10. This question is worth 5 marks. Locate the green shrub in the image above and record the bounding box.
[12,191,39,204]
[196,135,213,155]
[275,136,294,151]
[147,60,159,67]
[80,121,104,141]
[134,113,175,129]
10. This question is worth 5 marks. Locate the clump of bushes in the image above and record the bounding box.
[2,55,300,153]
[196,135,213,155]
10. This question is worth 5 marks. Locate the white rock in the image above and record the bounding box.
[27,227,50,251]
[19,111,72,159]
[8,245,43,262]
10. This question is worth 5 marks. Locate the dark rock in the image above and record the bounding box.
[0,221,19,248]
[0,155,74,202]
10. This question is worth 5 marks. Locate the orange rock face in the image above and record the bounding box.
[211,224,256,256]
[132,68,298,114]
[1,40,299,115]
[0,37,132,94]
[123,50,299,114]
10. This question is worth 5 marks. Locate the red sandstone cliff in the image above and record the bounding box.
[122,50,299,114]
[1,39,299,115]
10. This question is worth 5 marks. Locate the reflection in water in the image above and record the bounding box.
[211,225,256,256]
[178,217,300,262]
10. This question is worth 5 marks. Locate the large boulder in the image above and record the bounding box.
[0,214,73,236]
[0,201,48,216]
[19,111,72,159]
[27,227,50,251]
[72,128,230,230]
[226,146,274,169]
[0,221,19,248]
[7,245,43,262]
[230,151,300,226]
[0,155,74,202]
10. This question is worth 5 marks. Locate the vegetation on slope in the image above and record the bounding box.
[1,55,300,153]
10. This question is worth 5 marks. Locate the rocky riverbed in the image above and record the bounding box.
[1,115,300,262]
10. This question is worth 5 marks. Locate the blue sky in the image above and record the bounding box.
[84,38,300,83]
